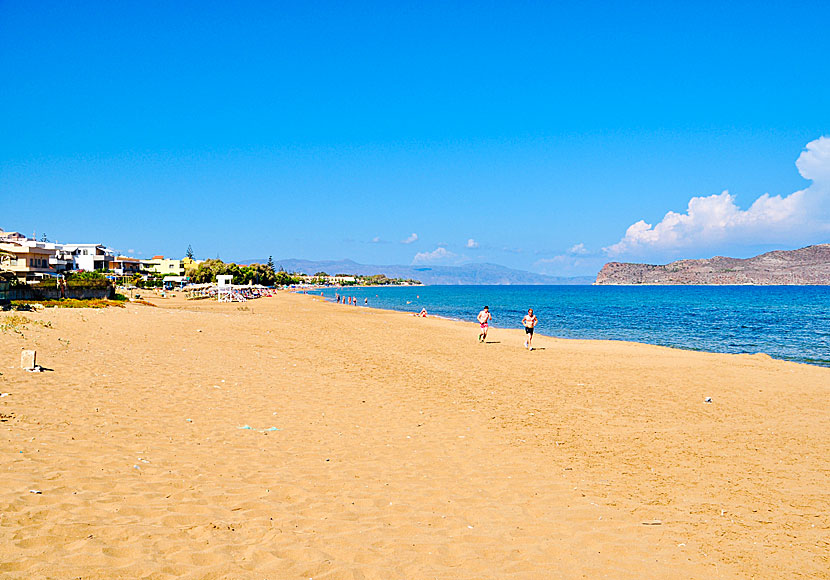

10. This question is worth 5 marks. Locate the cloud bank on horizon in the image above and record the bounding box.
[413,246,458,265]
[377,140,830,273]
[605,137,830,257]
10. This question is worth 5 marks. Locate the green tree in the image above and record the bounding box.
[185,259,299,287]
[240,263,278,286]
[187,259,227,284]
[274,269,299,286]
[186,244,194,259]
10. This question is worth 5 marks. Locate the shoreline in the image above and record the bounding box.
[306,287,830,368]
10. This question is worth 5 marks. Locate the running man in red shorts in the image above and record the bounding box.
[477,306,492,343]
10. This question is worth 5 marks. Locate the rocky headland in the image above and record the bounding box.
[596,244,830,285]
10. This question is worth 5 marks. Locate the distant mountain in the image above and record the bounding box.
[239,258,593,285]
[595,244,830,285]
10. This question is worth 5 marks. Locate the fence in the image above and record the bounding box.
[3,283,113,301]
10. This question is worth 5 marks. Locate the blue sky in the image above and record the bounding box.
[2,1,828,276]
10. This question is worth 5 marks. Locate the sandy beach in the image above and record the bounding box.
[1,292,827,579]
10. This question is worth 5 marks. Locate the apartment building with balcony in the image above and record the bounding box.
[0,240,57,282]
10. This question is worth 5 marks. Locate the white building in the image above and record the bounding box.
[61,244,115,272]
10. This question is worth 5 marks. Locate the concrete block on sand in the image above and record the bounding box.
[20,349,36,370]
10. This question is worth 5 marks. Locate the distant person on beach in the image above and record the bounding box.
[477,306,492,343]
[522,308,538,350]
[364,297,368,306]
[414,308,427,317]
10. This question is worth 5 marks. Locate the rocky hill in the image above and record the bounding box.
[595,244,830,285]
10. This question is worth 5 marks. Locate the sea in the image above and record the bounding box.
[319,285,830,367]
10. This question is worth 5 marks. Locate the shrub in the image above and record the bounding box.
[65,271,110,289]
[1,314,31,333]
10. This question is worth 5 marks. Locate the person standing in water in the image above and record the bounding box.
[522,308,538,350]
[477,306,492,343]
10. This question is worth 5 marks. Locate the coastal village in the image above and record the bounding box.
[0,227,419,291]
[0,226,190,284]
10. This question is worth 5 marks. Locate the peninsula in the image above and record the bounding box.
[596,244,830,285]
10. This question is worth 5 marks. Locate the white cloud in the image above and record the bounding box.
[412,246,458,265]
[371,236,381,243]
[532,243,600,275]
[605,137,830,256]
[401,233,418,244]
[466,238,479,248]
[127,249,135,254]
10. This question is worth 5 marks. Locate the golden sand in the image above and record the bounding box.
[1,292,827,579]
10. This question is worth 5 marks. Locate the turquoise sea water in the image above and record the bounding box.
[321,285,830,367]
